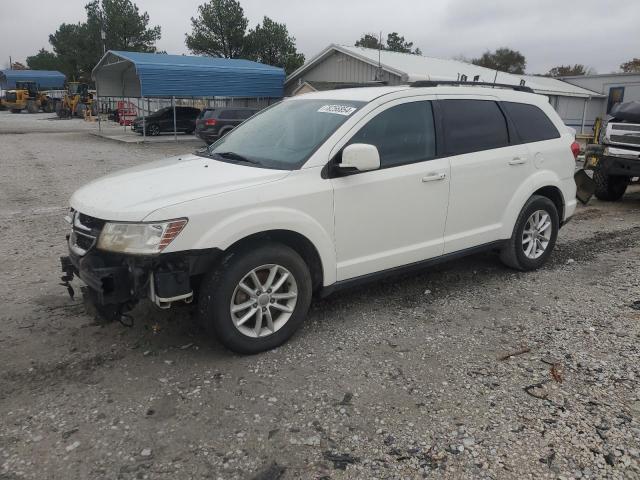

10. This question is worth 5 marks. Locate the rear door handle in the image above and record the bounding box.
[422,172,447,182]
[509,157,527,166]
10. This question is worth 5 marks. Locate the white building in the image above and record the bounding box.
[286,44,602,133]
[561,73,640,132]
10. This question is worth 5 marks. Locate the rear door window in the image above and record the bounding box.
[439,99,509,155]
[348,101,436,168]
[501,102,560,143]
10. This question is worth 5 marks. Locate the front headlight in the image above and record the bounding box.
[97,219,187,254]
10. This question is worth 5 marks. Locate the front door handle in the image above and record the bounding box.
[509,157,527,166]
[422,172,447,182]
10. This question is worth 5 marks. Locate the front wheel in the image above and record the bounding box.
[148,124,160,136]
[198,244,312,354]
[500,195,559,271]
[592,168,628,201]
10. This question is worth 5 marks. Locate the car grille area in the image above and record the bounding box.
[609,134,640,146]
[68,210,106,256]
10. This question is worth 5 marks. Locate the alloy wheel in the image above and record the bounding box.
[230,264,298,338]
[522,210,552,259]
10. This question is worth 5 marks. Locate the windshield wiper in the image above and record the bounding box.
[214,151,260,165]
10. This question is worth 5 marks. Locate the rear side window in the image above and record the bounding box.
[200,109,217,119]
[440,100,509,155]
[502,102,560,143]
[237,109,257,120]
[219,110,236,120]
[348,101,436,168]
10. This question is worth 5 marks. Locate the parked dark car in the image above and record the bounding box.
[195,107,259,144]
[132,106,201,136]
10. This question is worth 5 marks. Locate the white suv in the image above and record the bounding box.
[61,83,578,353]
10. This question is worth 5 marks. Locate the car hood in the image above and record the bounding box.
[70,154,290,221]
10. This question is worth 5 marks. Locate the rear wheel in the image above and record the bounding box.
[148,124,160,136]
[198,243,312,354]
[56,102,70,118]
[27,100,40,113]
[500,195,559,271]
[593,168,628,201]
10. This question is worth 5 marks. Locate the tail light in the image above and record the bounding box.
[570,141,580,160]
[205,119,217,126]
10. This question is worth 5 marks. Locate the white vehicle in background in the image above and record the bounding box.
[583,101,640,201]
[61,81,578,354]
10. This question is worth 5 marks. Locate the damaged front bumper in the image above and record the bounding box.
[60,217,221,309]
[584,144,640,176]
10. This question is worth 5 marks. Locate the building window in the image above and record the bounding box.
[607,87,625,114]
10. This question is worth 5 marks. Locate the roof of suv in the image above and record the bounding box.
[290,85,548,104]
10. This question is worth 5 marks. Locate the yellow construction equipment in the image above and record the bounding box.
[1,81,55,113]
[55,82,95,118]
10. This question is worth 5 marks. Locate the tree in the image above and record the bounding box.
[355,33,384,50]
[620,58,640,73]
[244,17,305,74]
[49,23,92,80]
[386,32,414,54]
[546,64,590,77]
[85,0,160,53]
[354,32,422,55]
[472,48,526,74]
[46,0,160,81]
[186,0,248,58]
[26,49,61,71]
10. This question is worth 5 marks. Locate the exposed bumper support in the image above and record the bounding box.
[60,246,222,308]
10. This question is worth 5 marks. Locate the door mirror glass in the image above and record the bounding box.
[340,143,380,172]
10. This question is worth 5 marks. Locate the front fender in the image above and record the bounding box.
[499,170,566,239]
[192,207,337,286]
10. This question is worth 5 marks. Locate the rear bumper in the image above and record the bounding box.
[195,130,219,143]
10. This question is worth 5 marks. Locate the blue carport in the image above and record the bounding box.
[1,69,66,90]
[91,51,284,140]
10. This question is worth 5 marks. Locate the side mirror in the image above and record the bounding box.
[339,143,381,172]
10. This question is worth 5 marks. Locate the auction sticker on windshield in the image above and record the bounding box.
[317,105,358,116]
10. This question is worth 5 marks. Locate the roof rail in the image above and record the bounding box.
[410,80,535,93]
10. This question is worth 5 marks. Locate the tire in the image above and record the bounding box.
[148,124,160,136]
[27,100,39,113]
[219,127,233,137]
[198,243,312,354]
[56,102,69,118]
[10,108,21,114]
[500,195,559,271]
[593,168,628,201]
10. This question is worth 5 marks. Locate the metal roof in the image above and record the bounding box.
[287,45,603,99]
[0,69,66,89]
[92,51,284,98]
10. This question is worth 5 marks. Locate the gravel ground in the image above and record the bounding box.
[1,111,639,480]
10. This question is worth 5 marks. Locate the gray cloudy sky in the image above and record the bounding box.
[1,0,638,74]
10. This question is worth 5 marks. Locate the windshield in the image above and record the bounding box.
[205,99,365,169]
